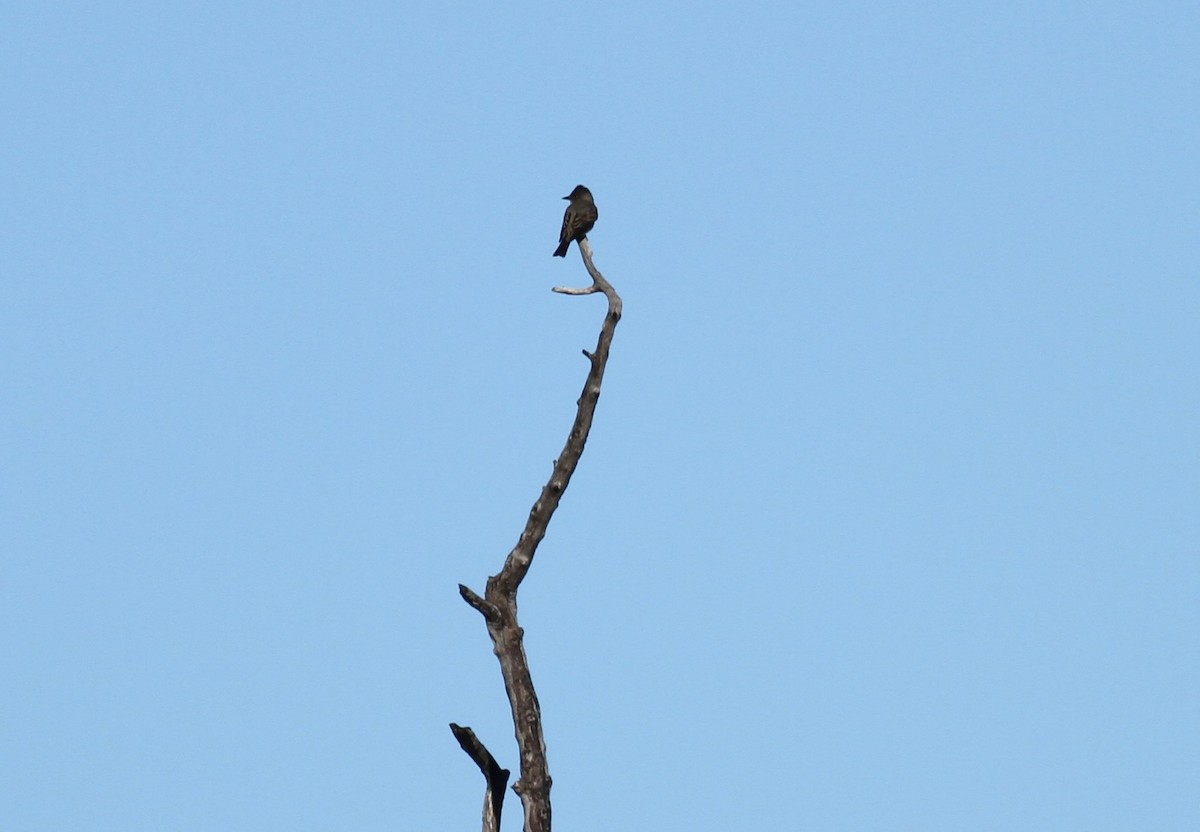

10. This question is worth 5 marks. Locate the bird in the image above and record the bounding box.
[553,185,598,257]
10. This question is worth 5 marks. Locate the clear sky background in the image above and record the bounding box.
[2,2,1197,830]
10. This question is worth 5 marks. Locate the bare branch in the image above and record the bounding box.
[552,239,622,313]
[459,584,500,624]
[498,237,621,594]
[453,235,621,832]
[451,723,510,832]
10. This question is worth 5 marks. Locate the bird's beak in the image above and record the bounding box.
[562,195,571,200]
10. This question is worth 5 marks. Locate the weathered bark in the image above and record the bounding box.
[452,238,621,832]
[450,723,510,832]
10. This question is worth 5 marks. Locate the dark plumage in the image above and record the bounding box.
[553,185,598,257]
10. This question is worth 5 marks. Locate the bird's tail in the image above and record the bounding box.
[552,240,570,257]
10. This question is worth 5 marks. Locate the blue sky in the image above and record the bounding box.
[3,2,1197,830]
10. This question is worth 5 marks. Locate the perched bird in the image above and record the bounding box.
[553,185,599,257]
